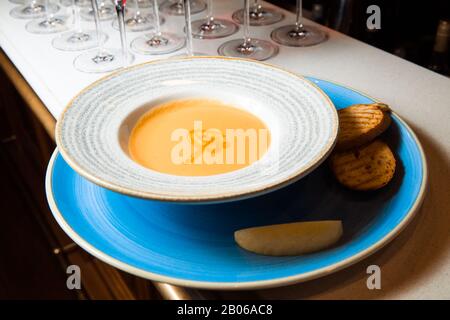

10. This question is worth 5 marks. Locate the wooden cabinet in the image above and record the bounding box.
[0,51,161,300]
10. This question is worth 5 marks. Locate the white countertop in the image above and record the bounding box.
[1,0,450,299]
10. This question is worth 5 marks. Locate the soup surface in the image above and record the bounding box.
[128,98,270,176]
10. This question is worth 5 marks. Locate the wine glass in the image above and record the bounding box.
[218,0,278,61]
[160,0,205,16]
[10,0,58,19]
[25,0,69,34]
[131,0,184,55]
[271,0,327,47]
[80,0,116,21]
[112,0,156,32]
[74,0,134,73]
[232,0,283,26]
[190,0,238,39]
[52,0,107,51]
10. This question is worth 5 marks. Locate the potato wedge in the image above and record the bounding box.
[234,220,343,256]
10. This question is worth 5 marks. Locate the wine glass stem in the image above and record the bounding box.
[115,1,128,65]
[134,0,141,20]
[135,0,140,13]
[73,1,82,33]
[295,0,304,30]
[243,0,251,46]
[252,0,261,15]
[92,0,105,53]
[184,0,193,56]
[45,0,52,20]
[206,0,213,24]
[152,0,161,35]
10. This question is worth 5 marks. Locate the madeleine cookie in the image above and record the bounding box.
[330,140,396,191]
[336,103,391,151]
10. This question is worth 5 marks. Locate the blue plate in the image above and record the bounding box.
[46,78,427,290]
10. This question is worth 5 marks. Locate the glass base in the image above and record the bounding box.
[160,0,206,16]
[127,0,152,8]
[191,18,238,40]
[271,24,327,47]
[232,7,284,26]
[9,0,27,4]
[75,0,92,7]
[80,4,116,21]
[112,12,164,32]
[218,38,278,61]
[131,33,185,55]
[74,48,135,73]
[10,3,58,19]
[60,0,92,7]
[52,30,108,51]
[25,16,69,34]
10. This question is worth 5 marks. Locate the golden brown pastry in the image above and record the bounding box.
[330,140,396,191]
[336,103,391,151]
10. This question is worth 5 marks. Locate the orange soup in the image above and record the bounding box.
[128,98,270,176]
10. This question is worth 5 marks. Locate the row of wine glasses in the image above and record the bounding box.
[9,0,328,73]
[219,0,327,60]
[73,0,133,72]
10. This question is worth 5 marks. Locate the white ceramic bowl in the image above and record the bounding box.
[56,57,338,203]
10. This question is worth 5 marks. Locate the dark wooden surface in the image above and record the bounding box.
[0,61,163,300]
[0,65,77,299]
